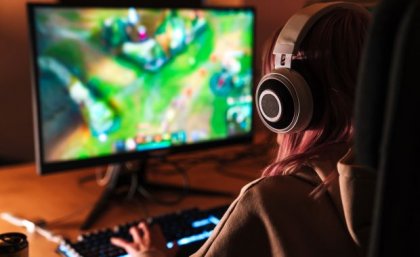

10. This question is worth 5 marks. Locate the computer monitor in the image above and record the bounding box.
[27,2,256,175]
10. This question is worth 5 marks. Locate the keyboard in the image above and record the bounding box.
[57,204,229,257]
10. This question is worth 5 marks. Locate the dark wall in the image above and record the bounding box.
[0,0,56,165]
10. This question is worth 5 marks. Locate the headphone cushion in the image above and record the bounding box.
[256,69,313,133]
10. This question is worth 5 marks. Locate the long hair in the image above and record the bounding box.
[262,7,371,176]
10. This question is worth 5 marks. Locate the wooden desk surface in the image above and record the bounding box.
[0,145,270,257]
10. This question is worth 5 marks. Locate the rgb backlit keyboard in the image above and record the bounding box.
[57,205,229,257]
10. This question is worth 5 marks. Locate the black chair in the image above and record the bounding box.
[355,0,420,256]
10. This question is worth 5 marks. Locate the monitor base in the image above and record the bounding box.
[80,159,234,230]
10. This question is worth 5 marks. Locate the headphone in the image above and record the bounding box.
[255,2,368,134]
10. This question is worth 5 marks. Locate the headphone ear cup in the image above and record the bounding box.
[255,69,313,133]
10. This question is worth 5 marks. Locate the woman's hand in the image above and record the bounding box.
[110,221,177,257]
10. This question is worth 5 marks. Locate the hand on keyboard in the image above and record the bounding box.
[111,221,177,257]
[56,205,229,257]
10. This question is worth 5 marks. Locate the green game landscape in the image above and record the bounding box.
[34,7,254,162]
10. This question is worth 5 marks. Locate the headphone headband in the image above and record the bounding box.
[273,2,368,69]
[256,1,369,134]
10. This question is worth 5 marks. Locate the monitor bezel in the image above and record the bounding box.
[27,2,256,175]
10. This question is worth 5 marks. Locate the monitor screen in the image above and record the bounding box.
[28,3,255,174]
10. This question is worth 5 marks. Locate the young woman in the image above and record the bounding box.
[111,2,374,257]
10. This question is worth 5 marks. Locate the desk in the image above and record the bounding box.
[0,144,270,257]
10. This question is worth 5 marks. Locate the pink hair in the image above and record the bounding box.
[262,7,371,176]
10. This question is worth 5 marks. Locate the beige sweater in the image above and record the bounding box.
[141,150,376,257]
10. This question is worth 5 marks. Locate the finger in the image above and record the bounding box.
[129,226,142,243]
[110,237,137,254]
[138,222,151,247]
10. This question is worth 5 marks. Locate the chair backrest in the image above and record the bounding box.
[355,0,420,256]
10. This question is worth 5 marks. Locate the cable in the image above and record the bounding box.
[127,171,140,200]
[151,138,276,182]
[80,138,275,207]
[95,165,116,187]
[0,213,64,244]
[137,161,190,205]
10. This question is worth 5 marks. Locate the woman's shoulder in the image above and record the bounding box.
[237,166,322,212]
[194,166,360,257]
[241,166,320,197]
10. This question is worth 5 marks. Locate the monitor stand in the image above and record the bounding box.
[80,158,234,230]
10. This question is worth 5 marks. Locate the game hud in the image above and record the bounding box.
[31,6,255,162]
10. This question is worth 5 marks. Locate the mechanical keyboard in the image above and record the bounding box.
[57,204,229,257]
